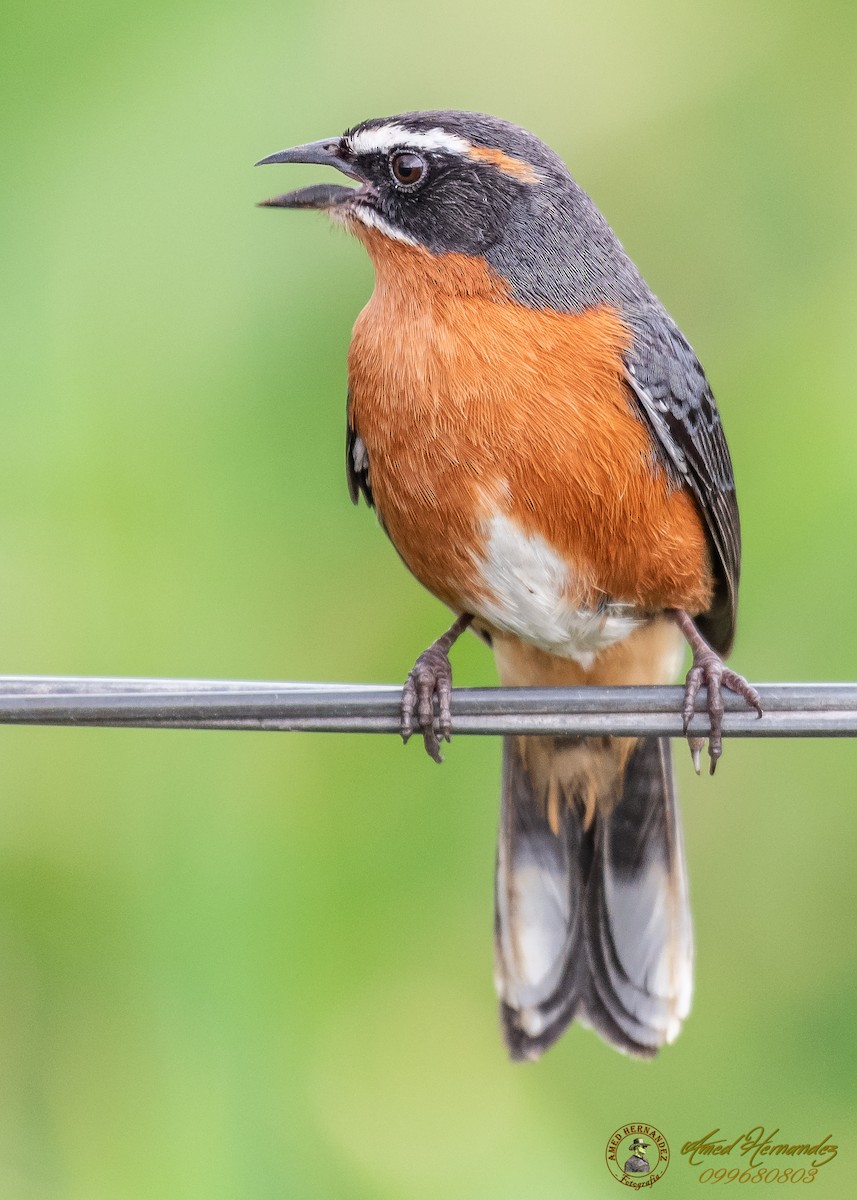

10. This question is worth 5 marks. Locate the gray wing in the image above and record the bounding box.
[624,315,740,656]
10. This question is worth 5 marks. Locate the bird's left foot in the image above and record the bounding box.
[401,613,473,763]
[672,609,763,775]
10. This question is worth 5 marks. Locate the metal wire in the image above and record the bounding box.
[0,676,854,737]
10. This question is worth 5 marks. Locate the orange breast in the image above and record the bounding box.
[347,230,712,619]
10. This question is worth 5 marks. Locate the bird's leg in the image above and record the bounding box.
[401,613,474,763]
[671,608,763,775]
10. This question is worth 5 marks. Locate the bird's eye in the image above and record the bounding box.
[390,151,427,190]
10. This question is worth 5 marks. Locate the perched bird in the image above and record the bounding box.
[257,111,761,1060]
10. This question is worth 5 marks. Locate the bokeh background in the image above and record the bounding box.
[1,0,855,1195]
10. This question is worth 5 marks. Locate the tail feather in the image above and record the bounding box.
[585,737,692,1052]
[494,733,693,1060]
[495,740,591,1059]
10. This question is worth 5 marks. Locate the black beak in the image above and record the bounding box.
[255,137,365,210]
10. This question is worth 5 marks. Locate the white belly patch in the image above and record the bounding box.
[472,512,641,666]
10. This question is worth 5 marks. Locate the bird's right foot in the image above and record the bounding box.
[401,613,473,763]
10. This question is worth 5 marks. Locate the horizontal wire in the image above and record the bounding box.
[0,677,854,737]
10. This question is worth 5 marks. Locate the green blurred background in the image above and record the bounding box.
[1,0,855,1195]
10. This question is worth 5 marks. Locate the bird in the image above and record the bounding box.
[256,110,762,1061]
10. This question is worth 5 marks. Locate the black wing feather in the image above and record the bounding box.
[345,390,373,508]
[624,315,740,656]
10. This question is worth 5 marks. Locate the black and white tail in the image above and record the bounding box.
[494,733,693,1060]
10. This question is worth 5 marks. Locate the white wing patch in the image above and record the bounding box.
[350,433,369,476]
[474,511,641,666]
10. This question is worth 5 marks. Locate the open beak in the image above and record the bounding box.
[255,137,366,209]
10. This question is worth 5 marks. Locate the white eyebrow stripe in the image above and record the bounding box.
[348,123,472,157]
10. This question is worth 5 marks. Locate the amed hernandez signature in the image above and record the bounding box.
[682,1128,837,1170]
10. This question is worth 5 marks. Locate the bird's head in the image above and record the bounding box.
[258,109,651,318]
[257,110,572,260]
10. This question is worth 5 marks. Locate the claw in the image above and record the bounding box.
[400,656,445,761]
[689,736,705,776]
[400,613,473,763]
[673,609,763,772]
[723,669,763,719]
[682,665,703,733]
[401,676,416,744]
